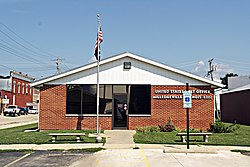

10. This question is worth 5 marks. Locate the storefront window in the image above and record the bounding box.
[129,85,151,115]
[82,85,96,114]
[66,84,151,115]
[99,85,112,114]
[66,85,81,114]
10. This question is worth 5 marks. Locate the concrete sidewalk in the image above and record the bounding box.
[104,130,136,149]
[0,143,104,150]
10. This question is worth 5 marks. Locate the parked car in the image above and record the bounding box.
[4,105,21,116]
[20,107,29,115]
[28,108,38,114]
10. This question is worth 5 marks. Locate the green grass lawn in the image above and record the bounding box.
[134,123,250,146]
[0,123,104,144]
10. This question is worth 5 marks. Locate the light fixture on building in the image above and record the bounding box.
[123,62,131,70]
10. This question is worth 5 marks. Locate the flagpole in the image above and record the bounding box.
[96,14,101,141]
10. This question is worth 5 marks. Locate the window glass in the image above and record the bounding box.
[66,84,151,115]
[129,85,151,115]
[26,84,28,94]
[113,85,127,93]
[66,85,81,114]
[22,83,24,94]
[13,81,16,93]
[82,85,96,114]
[100,85,112,114]
[18,82,20,93]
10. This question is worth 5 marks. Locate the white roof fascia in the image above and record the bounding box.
[221,84,250,94]
[30,52,224,88]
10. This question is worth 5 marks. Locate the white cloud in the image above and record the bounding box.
[213,63,235,80]
[193,60,235,80]
[194,60,207,75]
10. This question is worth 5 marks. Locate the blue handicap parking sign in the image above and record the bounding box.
[183,91,192,108]
[185,97,190,102]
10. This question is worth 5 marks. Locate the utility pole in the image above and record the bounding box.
[208,58,214,81]
[52,57,64,74]
[207,58,220,120]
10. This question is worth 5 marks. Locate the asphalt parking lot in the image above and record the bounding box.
[0,150,93,167]
[0,149,250,167]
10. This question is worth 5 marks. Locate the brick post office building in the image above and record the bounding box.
[31,52,223,131]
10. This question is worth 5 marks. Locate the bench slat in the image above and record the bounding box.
[49,133,86,142]
[49,133,85,136]
[176,133,212,136]
[176,133,212,143]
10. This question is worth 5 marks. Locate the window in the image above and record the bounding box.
[66,85,81,114]
[22,83,25,94]
[129,85,151,115]
[13,81,16,93]
[82,85,97,114]
[66,84,151,115]
[66,85,97,115]
[26,84,28,94]
[99,85,112,114]
[18,82,20,93]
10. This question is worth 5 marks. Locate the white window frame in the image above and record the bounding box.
[22,83,25,94]
[13,81,16,93]
[18,82,21,94]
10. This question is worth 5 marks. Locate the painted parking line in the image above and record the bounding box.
[3,153,32,167]
[92,149,152,167]
[140,149,151,167]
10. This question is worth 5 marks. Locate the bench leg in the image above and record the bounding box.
[180,136,186,143]
[52,136,56,143]
[203,135,209,142]
[76,136,81,142]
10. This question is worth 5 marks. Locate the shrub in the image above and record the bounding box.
[209,122,240,133]
[158,117,176,132]
[158,124,175,132]
[182,128,201,133]
[135,126,160,133]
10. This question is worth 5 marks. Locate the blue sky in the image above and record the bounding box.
[0,0,250,80]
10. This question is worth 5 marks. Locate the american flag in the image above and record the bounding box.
[94,27,103,61]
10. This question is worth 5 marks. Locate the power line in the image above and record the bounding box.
[0,64,14,71]
[216,57,250,65]
[0,45,41,64]
[0,38,48,63]
[0,22,54,59]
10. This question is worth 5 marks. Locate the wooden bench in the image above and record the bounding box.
[176,133,212,143]
[49,133,86,143]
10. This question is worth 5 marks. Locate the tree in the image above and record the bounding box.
[220,73,238,88]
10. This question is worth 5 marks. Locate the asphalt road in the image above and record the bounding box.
[0,114,38,129]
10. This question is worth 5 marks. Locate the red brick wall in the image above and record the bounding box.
[39,85,112,130]
[129,85,214,131]
[12,77,33,107]
[40,85,214,131]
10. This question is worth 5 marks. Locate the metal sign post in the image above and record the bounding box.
[183,83,192,149]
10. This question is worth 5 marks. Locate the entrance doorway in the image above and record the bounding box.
[113,94,128,129]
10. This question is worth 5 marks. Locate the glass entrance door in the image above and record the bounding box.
[113,94,128,129]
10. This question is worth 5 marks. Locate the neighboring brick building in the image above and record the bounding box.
[0,71,35,113]
[221,84,250,126]
[31,52,223,130]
